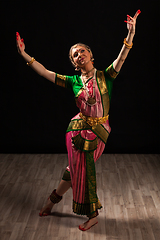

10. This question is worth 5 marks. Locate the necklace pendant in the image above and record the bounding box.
[87,97,96,105]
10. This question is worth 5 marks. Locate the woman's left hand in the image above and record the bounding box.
[124,9,141,34]
[16,32,25,55]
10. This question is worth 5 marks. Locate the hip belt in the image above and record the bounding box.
[79,112,109,127]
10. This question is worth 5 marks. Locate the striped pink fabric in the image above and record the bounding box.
[65,72,111,204]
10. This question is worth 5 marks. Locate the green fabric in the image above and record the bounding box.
[65,75,83,97]
[62,169,71,181]
[55,64,118,102]
[71,133,98,152]
[104,63,118,102]
[66,119,91,132]
[72,151,102,216]
[85,151,98,203]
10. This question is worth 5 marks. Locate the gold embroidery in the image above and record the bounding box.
[72,133,98,151]
[75,88,84,98]
[88,210,98,218]
[67,119,90,132]
[67,119,109,144]
[96,71,110,116]
[107,64,119,79]
[73,199,102,216]
[96,71,108,95]
[92,124,109,143]
[85,151,97,203]
[56,74,66,88]
[79,112,109,127]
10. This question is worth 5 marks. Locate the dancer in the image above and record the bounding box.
[16,10,141,231]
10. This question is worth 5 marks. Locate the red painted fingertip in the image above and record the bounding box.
[124,20,128,23]
[20,44,22,47]
[138,9,141,14]
[21,38,24,42]
[127,15,131,18]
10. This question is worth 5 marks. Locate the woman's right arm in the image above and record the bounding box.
[16,32,56,83]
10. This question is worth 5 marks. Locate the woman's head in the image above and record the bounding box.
[69,43,94,70]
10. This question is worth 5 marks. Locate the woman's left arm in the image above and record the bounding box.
[113,10,141,72]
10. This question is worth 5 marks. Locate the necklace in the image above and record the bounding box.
[81,67,95,78]
[81,69,96,106]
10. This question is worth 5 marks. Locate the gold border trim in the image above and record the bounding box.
[107,64,119,79]
[72,133,98,152]
[96,71,110,116]
[67,119,90,132]
[75,87,84,98]
[92,124,109,143]
[56,74,66,88]
[73,199,102,216]
[79,112,109,127]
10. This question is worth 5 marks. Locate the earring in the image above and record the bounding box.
[75,66,80,71]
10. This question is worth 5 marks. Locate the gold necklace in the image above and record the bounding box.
[81,67,95,78]
[81,69,97,106]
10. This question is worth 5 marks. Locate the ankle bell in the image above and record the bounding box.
[49,189,63,204]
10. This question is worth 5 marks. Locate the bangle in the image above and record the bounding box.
[27,57,35,66]
[123,38,133,49]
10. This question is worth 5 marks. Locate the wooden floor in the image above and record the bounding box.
[0,154,160,240]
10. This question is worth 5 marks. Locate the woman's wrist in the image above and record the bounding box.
[128,30,135,36]
[126,31,135,43]
[21,50,26,58]
[21,51,32,63]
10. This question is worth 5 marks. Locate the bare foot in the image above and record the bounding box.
[39,198,54,216]
[79,217,98,231]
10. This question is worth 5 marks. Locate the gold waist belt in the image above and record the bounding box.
[79,112,109,127]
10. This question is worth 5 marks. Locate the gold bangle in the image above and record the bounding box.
[27,57,35,66]
[123,38,133,49]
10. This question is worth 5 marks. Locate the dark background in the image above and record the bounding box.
[1,0,159,153]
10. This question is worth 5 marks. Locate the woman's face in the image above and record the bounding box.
[71,46,91,68]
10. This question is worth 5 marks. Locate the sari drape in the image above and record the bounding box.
[55,64,119,216]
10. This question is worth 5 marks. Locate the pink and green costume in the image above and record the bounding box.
[55,64,119,217]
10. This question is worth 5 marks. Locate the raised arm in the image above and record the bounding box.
[113,10,141,72]
[16,32,56,83]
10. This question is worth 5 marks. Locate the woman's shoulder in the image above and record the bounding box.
[104,63,119,79]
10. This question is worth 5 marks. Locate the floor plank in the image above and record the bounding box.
[0,154,160,240]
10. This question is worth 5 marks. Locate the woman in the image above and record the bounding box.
[16,10,141,231]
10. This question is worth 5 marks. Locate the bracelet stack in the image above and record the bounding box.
[123,38,133,49]
[27,57,35,66]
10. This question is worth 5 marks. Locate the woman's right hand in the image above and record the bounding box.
[16,32,25,55]
[15,32,56,83]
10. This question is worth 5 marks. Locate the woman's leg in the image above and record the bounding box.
[39,179,71,216]
[56,179,72,196]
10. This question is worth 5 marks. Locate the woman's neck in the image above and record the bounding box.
[81,62,94,77]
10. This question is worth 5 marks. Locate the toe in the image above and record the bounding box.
[39,207,51,217]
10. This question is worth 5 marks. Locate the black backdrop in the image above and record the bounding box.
[1,0,159,153]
